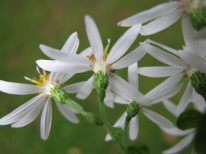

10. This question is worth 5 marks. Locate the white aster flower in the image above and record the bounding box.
[161,99,205,154]
[118,0,206,35]
[137,19,206,115]
[105,62,183,141]
[36,15,147,107]
[0,32,84,140]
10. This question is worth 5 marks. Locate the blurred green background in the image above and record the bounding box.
[0,0,193,154]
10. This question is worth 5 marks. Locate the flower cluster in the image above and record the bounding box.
[0,0,206,153]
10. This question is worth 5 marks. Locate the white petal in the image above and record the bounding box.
[140,9,185,35]
[61,32,79,53]
[105,112,127,141]
[40,97,52,140]
[176,82,193,115]
[118,2,182,26]
[163,132,195,154]
[12,95,46,128]
[147,39,178,55]
[142,108,174,128]
[177,50,206,74]
[109,73,150,106]
[55,101,79,123]
[85,15,103,62]
[194,27,206,40]
[140,42,187,68]
[182,15,206,58]
[0,80,43,95]
[0,94,46,125]
[58,73,74,84]
[79,47,92,57]
[128,62,139,90]
[106,24,141,64]
[76,75,94,99]
[145,73,184,99]
[39,44,91,65]
[191,92,206,113]
[136,66,184,77]
[63,81,87,93]
[104,87,114,108]
[129,115,139,141]
[113,95,128,104]
[151,83,183,104]
[36,60,92,74]
[163,100,179,117]
[161,126,195,136]
[111,45,146,70]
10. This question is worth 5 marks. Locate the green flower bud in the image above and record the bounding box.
[85,112,104,125]
[190,7,206,30]
[127,100,141,119]
[50,85,68,104]
[94,71,109,92]
[190,71,206,100]
[113,126,124,135]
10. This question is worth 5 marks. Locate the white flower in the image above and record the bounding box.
[36,15,147,107]
[137,18,206,115]
[161,99,205,154]
[118,0,206,35]
[105,62,183,141]
[0,32,84,140]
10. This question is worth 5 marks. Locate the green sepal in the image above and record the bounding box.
[194,112,206,153]
[190,71,206,100]
[189,7,206,30]
[176,109,203,130]
[94,71,109,92]
[127,142,150,154]
[113,126,124,135]
[50,85,68,104]
[127,100,141,119]
[85,112,104,125]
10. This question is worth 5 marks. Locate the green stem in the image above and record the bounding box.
[64,98,87,116]
[98,89,126,154]
[123,116,131,148]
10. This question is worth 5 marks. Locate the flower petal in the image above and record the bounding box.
[128,62,139,90]
[191,91,206,113]
[162,132,195,154]
[61,31,79,53]
[161,126,195,136]
[140,42,187,68]
[79,47,92,57]
[106,24,141,64]
[113,95,128,104]
[40,97,52,140]
[85,15,103,62]
[39,44,92,65]
[0,80,43,95]
[12,95,46,128]
[118,2,182,26]
[76,75,94,99]
[142,108,174,128]
[163,100,179,117]
[136,66,184,77]
[109,73,150,106]
[176,82,193,115]
[111,46,146,70]
[129,115,139,141]
[105,112,127,141]
[104,87,114,108]
[177,50,206,74]
[63,81,87,93]
[55,101,79,123]
[0,93,46,125]
[140,9,185,35]
[36,60,91,74]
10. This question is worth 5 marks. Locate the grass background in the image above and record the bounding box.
[0,0,193,154]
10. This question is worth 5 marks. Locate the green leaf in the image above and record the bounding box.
[127,142,149,154]
[176,109,203,130]
[194,112,206,153]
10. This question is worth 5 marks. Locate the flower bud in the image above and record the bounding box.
[190,7,206,30]
[50,85,68,104]
[127,100,141,119]
[94,71,109,92]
